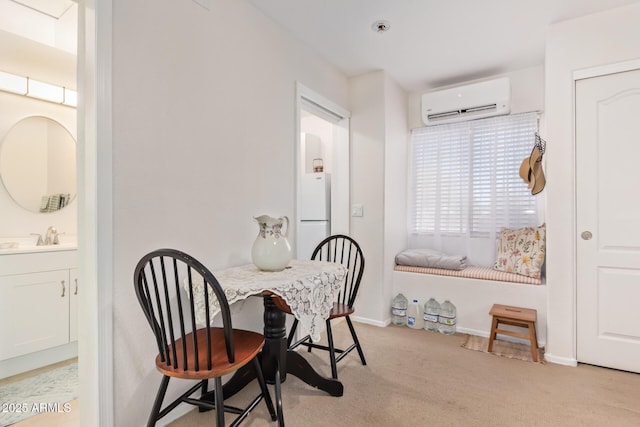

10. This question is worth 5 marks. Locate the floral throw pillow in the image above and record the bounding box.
[494,224,546,279]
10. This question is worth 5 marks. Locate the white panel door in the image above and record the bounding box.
[576,68,640,373]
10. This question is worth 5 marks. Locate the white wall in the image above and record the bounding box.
[544,2,640,365]
[348,70,409,325]
[382,74,409,324]
[111,1,348,425]
[348,71,386,324]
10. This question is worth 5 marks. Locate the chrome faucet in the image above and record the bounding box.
[45,226,58,245]
[53,231,65,245]
[31,233,44,246]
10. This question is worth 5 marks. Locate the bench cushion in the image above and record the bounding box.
[394,264,542,285]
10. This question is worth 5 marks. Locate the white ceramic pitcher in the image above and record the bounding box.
[251,215,292,271]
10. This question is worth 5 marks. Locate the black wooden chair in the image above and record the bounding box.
[282,235,366,379]
[134,249,278,427]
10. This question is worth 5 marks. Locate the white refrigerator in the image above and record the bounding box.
[298,172,331,260]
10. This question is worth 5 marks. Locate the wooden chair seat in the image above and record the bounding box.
[156,328,265,379]
[328,302,354,319]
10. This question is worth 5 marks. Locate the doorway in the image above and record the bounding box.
[575,65,640,373]
[0,1,81,425]
[295,83,350,258]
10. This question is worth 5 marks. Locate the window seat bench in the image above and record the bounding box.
[394,265,542,285]
[393,264,547,346]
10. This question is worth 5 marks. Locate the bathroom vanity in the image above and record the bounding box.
[0,246,78,379]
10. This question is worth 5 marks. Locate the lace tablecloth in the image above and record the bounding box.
[188,259,347,342]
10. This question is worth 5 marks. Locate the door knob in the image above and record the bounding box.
[581,231,593,240]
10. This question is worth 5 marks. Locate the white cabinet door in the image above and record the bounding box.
[576,68,640,373]
[69,268,78,342]
[0,270,70,360]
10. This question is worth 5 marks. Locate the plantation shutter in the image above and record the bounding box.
[409,112,540,265]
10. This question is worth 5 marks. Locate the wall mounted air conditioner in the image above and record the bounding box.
[421,77,511,126]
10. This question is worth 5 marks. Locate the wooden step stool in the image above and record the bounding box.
[488,304,539,362]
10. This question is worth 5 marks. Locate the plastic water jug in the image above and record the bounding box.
[407,299,424,329]
[423,298,440,332]
[438,300,457,335]
[391,293,408,325]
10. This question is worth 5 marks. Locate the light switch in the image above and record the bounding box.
[351,204,363,217]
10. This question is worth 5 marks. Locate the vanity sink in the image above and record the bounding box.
[0,236,77,254]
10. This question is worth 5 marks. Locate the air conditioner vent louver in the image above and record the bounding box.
[427,104,499,122]
[422,78,510,126]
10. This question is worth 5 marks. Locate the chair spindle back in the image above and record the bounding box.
[134,249,234,372]
[311,235,365,308]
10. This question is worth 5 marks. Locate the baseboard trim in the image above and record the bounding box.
[456,326,488,337]
[0,342,78,380]
[543,353,578,367]
[351,316,388,327]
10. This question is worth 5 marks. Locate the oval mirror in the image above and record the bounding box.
[0,116,76,213]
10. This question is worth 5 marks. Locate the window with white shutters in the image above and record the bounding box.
[409,112,540,265]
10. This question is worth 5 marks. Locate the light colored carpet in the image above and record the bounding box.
[0,361,78,427]
[167,323,640,427]
[461,334,545,363]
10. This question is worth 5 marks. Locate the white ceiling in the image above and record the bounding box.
[248,0,640,91]
[10,0,74,19]
[0,0,77,86]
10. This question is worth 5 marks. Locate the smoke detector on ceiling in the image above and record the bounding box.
[371,20,391,33]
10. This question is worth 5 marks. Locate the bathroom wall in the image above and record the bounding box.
[0,4,77,240]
